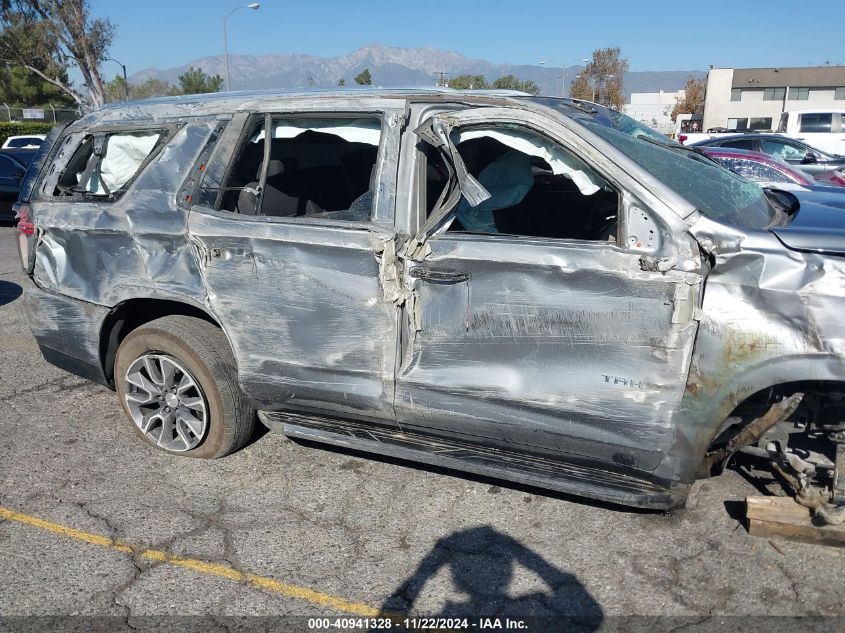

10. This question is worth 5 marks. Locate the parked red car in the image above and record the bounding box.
[699,147,816,187]
[816,168,845,188]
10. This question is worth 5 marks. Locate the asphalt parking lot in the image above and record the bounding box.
[1,225,844,631]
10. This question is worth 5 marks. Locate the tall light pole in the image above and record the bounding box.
[539,57,589,96]
[106,58,128,100]
[223,3,261,92]
[594,74,614,105]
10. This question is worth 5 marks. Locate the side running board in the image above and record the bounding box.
[258,410,686,510]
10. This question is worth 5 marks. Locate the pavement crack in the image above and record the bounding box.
[668,616,713,633]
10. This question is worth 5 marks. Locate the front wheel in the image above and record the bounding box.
[114,315,254,458]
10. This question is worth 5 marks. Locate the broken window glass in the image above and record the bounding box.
[216,115,382,222]
[438,126,618,242]
[583,121,775,229]
[54,130,163,197]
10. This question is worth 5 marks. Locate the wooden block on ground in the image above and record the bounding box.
[746,495,845,547]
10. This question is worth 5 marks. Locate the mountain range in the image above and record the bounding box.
[130,44,704,98]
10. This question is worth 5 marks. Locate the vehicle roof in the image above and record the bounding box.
[73,89,619,132]
[84,88,532,122]
[102,86,530,107]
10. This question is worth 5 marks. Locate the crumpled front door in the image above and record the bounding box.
[393,110,703,472]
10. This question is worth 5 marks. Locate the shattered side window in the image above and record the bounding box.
[54,130,163,198]
[438,125,619,242]
[583,122,775,229]
[215,115,382,222]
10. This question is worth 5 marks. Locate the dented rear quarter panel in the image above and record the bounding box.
[31,121,216,306]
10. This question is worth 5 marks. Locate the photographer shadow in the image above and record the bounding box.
[379,525,603,632]
[0,280,22,307]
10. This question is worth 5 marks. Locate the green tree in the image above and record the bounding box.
[103,73,127,102]
[447,74,488,90]
[491,74,540,95]
[175,66,223,95]
[104,75,174,102]
[569,46,628,109]
[0,0,115,107]
[337,78,345,87]
[354,68,372,86]
[670,76,706,122]
[131,78,173,99]
[0,63,74,105]
[568,72,592,101]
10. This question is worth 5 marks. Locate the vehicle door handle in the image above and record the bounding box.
[409,265,470,284]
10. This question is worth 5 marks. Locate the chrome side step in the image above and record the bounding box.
[258,410,685,510]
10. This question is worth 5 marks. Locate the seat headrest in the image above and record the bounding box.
[261,159,286,179]
[257,157,299,180]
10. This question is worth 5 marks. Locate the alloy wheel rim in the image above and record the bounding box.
[123,354,208,452]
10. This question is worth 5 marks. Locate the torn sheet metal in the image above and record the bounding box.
[414,117,491,207]
[375,234,411,304]
[660,213,845,484]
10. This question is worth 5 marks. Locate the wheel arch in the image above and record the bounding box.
[660,355,845,483]
[99,297,226,387]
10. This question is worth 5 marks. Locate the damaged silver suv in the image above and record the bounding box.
[15,90,845,513]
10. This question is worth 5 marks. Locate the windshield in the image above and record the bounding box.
[525,97,776,229]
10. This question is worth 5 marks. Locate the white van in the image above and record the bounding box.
[777,110,845,155]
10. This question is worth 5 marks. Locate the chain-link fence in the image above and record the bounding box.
[0,104,82,124]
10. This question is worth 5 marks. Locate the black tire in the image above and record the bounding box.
[114,315,254,458]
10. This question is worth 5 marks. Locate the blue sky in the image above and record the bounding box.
[91,0,841,76]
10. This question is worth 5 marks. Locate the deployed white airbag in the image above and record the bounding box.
[454,127,604,195]
[93,132,160,193]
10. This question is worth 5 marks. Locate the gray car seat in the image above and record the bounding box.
[238,159,319,216]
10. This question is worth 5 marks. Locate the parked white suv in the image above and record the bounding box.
[777,110,845,155]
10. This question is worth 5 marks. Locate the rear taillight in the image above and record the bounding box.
[14,202,36,274]
[679,134,688,144]
[14,202,34,235]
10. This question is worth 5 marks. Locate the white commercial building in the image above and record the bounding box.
[702,66,845,131]
[624,90,684,135]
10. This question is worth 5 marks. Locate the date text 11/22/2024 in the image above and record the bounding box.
[307,617,530,630]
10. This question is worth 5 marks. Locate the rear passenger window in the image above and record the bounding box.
[54,129,164,198]
[208,115,382,222]
[799,113,832,133]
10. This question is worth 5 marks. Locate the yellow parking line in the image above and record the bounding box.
[0,506,380,616]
